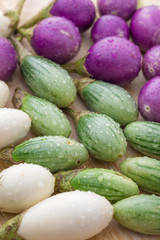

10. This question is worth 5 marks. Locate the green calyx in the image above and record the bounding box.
[18,27,33,42]
[0,214,24,240]
[64,108,91,125]
[54,169,82,192]
[4,0,26,37]
[73,78,95,99]
[62,56,90,77]
[19,1,54,29]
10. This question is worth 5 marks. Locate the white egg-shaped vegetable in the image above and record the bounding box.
[0,163,55,213]
[0,11,11,37]
[0,108,31,149]
[0,81,10,107]
[17,191,113,240]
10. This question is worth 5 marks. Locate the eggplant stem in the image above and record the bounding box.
[19,0,56,29]
[0,214,24,240]
[12,88,24,109]
[18,27,33,42]
[15,0,26,16]
[64,108,90,125]
[9,36,31,64]
[62,56,90,76]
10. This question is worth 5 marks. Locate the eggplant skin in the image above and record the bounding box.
[114,194,160,235]
[21,55,77,108]
[12,136,89,173]
[124,121,160,159]
[82,81,138,126]
[77,113,127,161]
[120,156,160,195]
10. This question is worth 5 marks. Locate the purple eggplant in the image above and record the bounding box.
[19,0,96,32]
[131,6,160,52]
[64,37,142,86]
[143,45,160,80]
[91,15,130,42]
[0,37,17,81]
[97,0,137,21]
[19,16,81,64]
[138,77,160,122]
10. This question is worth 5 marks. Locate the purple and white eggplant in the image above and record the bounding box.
[19,0,96,32]
[131,6,160,52]
[19,16,81,64]
[97,0,137,20]
[64,37,142,86]
[91,15,130,42]
[0,37,17,81]
[138,77,160,122]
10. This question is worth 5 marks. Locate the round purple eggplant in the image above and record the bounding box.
[138,77,160,122]
[85,37,142,85]
[64,37,142,85]
[91,15,130,42]
[143,45,160,80]
[131,6,160,53]
[31,16,81,64]
[50,0,96,32]
[97,0,137,20]
[0,37,17,81]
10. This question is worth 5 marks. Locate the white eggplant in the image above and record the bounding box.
[0,81,10,107]
[0,108,31,149]
[0,0,26,37]
[0,191,113,240]
[0,163,55,213]
[0,11,11,37]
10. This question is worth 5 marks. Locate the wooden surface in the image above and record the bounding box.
[0,0,159,239]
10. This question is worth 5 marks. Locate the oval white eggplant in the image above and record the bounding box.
[0,108,31,149]
[17,191,113,240]
[0,81,10,107]
[0,163,55,213]
[0,11,11,37]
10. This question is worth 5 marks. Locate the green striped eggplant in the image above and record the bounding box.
[12,88,71,137]
[114,195,160,235]
[120,156,160,195]
[65,108,127,161]
[10,37,77,108]
[124,121,160,159]
[75,78,138,126]
[0,136,89,173]
[55,168,139,203]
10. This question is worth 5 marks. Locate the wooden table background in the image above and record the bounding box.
[0,0,159,239]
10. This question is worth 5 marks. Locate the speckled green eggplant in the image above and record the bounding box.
[0,136,89,173]
[12,88,71,137]
[65,108,127,161]
[75,78,138,127]
[120,156,160,195]
[114,194,160,235]
[124,121,160,159]
[10,37,77,108]
[55,168,139,203]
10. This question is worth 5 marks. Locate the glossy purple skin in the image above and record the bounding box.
[143,45,160,80]
[98,0,137,20]
[138,77,160,122]
[131,6,160,53]
[50,0,96,32]
[0,37,17,81]
[84,37,142,85]
[91,15,130,42]
[31,17,81,64]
